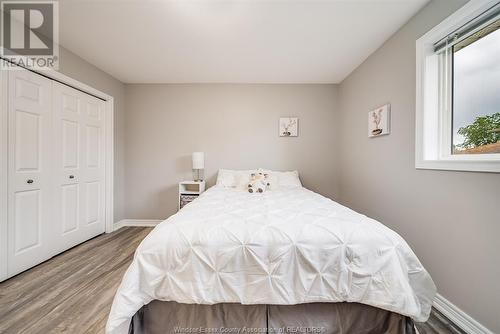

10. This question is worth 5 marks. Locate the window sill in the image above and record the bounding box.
[415,159,500,173]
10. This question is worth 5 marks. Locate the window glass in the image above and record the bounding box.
[452,22,500,154]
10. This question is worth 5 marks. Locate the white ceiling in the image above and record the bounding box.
[59,0,429,84]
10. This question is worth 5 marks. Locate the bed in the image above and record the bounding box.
[106,170,436,334]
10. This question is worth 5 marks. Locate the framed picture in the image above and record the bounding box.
[279,117,298,137]
[368,104,390,137]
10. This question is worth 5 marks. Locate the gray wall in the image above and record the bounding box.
[124,84,339,219]
[58,47,126,222]
[337,0,500,332]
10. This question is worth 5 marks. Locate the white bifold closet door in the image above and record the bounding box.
[7,69,106,277]
[7,69,55,275]
[52,82,106,253]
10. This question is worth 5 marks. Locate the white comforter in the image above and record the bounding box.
[107,186,436,334]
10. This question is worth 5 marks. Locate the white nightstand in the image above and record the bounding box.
[178,181,206,210]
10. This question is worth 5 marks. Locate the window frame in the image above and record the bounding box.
[415,0,500,173]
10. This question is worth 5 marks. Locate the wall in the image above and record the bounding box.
[337,0,500,332]
[58,47,126,222]
[124,84,339,219]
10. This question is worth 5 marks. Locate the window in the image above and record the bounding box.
[416,0,500,173]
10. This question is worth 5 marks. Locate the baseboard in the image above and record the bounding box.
[433,293,493,334]
[113,219,163,231]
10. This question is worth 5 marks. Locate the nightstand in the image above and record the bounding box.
[178,181,206,210]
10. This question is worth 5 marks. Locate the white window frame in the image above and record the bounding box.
[415,0,500,173]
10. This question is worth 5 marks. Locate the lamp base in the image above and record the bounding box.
[193,169,204,182]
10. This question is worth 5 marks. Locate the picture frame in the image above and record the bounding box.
[368,104,390,137]
[279,117,298,137]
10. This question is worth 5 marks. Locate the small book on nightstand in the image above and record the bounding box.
[178,181,206,210]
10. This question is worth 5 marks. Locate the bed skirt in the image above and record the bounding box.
[129,301,416,334]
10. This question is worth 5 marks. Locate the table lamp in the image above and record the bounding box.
[192,152,204,181]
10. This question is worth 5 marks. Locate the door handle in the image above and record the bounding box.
[27,179,34,184]
[69,175,75,179]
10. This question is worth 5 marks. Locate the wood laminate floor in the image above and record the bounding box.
[0,227,464,334]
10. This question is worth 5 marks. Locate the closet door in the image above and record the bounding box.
[80,92,106,240]
[7,70,54,275]
[53,82,105,251]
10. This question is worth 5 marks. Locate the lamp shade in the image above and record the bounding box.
[192,152,204,169]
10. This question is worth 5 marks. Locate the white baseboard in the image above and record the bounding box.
[433,293,493,334]
[113,219,163,231]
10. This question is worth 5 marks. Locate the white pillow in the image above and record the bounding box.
[259,169,302,188]
[216,169,254,189]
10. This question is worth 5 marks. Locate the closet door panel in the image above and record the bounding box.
[86,100,102,121]
[61,184,79,234]
[62,119,79,169]
[14,76,44,111]
[53,83,84,251]
[15,110,40,171]
[85,181,99,225]
[53,83,105,249]
[7,70,54,276]
[85,124,100,169]
[14,190,41,252]
[80,96,105,239]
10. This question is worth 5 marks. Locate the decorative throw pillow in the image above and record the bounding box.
[216,169,237,187]
[259,169,302,188]
[216,169,255,189]
[277,170,302,188]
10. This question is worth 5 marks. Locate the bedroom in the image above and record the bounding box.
[0,0,499,333]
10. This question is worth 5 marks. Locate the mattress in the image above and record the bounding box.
[107,186,436,334]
